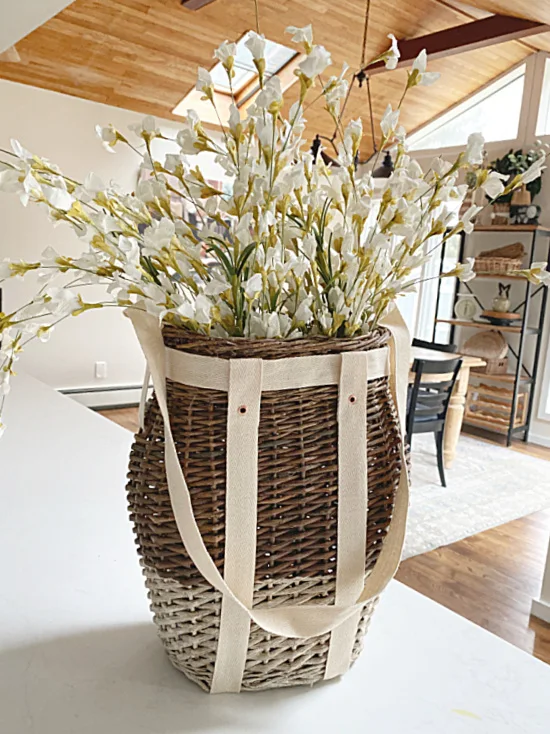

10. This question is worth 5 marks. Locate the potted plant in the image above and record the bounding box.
[0,27,548,695]
[488,147,544,224]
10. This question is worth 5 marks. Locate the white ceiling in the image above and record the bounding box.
[0,0,74,53]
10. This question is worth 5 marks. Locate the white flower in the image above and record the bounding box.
[323,64,349,114]
[245,32,266,60]
[196,67,214,99]
[481,171,507,199]
[459,205,482,234]
[44,287,80,317]
[409,49,440,87]
[204,277,229,296]
[256,76,283,114]
[520,156,545,185]
[454,258,476,282]
[95,124,118,152]
[44,185,73,211]
[214,40,237,70]
[194,295,212,324]
[302,233,317,259]
[520,262,550,285]
[128,116,160,139]
[244,272,263,299]
[164,154,185,173]
[228,104,241,134]
[286,25,313,51]
[298,45,332,79]
[380,104,400,137]
[344,118,362,153]
[143,217,175,254]
[466,133,485,165]
[294,297,313,323]
[385,34,400,70]
[177,112,201,155]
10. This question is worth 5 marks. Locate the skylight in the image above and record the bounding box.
[210,32,297,95]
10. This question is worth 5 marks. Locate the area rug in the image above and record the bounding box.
[403,433,550,559]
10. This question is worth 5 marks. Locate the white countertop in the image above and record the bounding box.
[1,374,550,733]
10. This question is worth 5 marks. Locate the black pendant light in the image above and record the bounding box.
[372,151,394,178]
[311,0,393,176]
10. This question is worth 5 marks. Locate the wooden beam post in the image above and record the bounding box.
[367,14,550,75]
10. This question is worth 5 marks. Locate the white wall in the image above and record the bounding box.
[0,0,75,53]
[0,79,224,400]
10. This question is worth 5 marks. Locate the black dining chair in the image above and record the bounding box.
[406,357,463,487]
[412,337,458,354]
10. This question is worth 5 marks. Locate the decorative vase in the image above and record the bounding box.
[125,310,408,694]
[492,283,511,313]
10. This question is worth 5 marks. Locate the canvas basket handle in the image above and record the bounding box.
[127,307,410,640]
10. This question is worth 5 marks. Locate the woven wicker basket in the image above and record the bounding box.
[126,323,405,693]
[473,256,523,274]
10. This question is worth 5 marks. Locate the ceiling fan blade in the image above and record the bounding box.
[180,0,218,9]
[0,46,21,62]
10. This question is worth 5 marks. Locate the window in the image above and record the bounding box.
[173,32,298,118]
[408,64,526,151]
[536,57,550,136]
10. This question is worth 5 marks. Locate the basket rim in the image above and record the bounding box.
[162,323,391,360]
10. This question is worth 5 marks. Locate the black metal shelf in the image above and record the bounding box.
[433,226,549,446]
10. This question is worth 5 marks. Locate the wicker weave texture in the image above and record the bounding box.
[126,327,403,692]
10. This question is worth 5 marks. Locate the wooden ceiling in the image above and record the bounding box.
[1,0,550,155]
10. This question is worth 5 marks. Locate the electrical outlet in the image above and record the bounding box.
[95,361,107,379]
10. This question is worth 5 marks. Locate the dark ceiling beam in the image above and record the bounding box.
[180,0,218,9]
[367,14,550,75]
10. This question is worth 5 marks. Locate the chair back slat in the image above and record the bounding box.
[406,356,462,449]
[412,338,458,354]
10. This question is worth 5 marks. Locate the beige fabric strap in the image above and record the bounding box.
[211,359,263,693]
[324,352,369,679]
[127,307,409,645]
[164,344,390,392]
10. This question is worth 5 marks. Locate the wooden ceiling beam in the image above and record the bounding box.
[368,14,550,74]
[180,0,218,9]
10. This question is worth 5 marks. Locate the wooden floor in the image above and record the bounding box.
[100,406,550,665]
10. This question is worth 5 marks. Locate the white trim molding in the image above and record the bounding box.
[60,384,145,409]
[531,535,550,624]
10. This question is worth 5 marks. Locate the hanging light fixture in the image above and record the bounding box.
[311,0,394,178]
[372,151,394,178]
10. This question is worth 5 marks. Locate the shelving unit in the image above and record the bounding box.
[433,225,550,445]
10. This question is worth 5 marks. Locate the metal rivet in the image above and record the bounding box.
[238,405,247,415]
[349,395,357,404]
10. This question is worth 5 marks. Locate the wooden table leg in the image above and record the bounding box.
[443,365,470,469]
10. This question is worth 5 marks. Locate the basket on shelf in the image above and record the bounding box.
[126,314,408,694]
[473,257,523,274]
[473,242,525,275]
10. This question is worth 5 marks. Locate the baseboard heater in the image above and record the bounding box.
[59,383,151,410]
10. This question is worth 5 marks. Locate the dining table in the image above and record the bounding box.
[410,346,485,469]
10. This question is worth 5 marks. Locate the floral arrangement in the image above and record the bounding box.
[0,25,548,434]
[488,147,545,203]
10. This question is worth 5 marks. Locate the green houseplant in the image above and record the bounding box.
[489,147,544,204]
